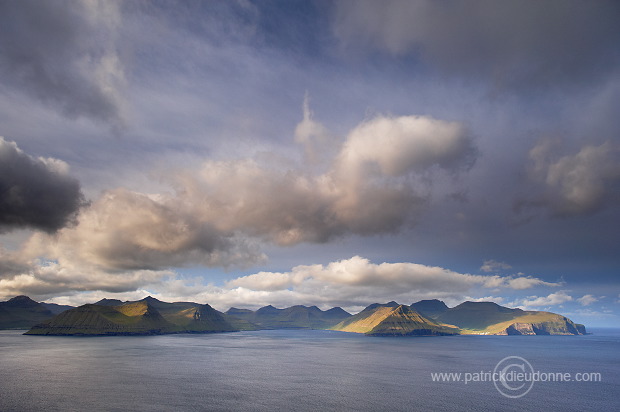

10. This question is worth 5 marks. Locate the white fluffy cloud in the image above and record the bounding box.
[577,294,599,306]
[228,256,557,292]
[480,260,512,273]
[20,188,265,272]
[336,115,472,178]
[215,256,559,310]
[1,255,562,312]
[0,262,173,301]
[167,111,474,247]
[513,291,574,309]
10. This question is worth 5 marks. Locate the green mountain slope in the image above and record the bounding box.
[26,303,174,335]
[136,296,242,332]
[26,297,238,336]
[470,311,586,335]
[25,301,178,335]
[223,308,259,330]
[436,301,523,330]
[0,296,55,329]
[330,303,459,336]
[436,301,586,335]
[329,302,399,333]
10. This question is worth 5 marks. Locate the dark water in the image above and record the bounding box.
[0,328,618,412]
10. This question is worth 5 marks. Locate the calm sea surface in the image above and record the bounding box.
[0,328,618,411]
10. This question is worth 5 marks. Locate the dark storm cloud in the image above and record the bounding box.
[516,138,620,218]
[332,0,620,91]
[0,0,126,127]
[0,137,85,233]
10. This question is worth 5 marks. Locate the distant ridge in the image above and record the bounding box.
[435,301,524,330]
[94,298,125,306]
[0,296,56,329]
[40,302,74,315]
[225,304,351,330]
[410,299,449,319]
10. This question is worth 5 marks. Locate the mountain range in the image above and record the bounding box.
[330,299,586,336]
[226,304,351,330]
[0,296,58,329]
[0,295,586,336]
[26,297,237,336]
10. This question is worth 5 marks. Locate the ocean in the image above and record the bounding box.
[0,328,618,411]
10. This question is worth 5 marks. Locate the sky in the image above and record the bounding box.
[0,0,619,326]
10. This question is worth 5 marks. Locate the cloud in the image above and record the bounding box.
[0,247,30,277]
[21,188,265,272]
[0,0,127,127]
[505,277,560,290]
[514,291,574,308]
[0,254,562,312]
[228,256,485,292]
[173,158,346,245]
[463,296,505,304]
[294,93,334,165]
[227,256,557,292]
[577,294,599,306]
[520,139,620,217]
[219,256,559,309]
[0,262,173,302]
[1,105,475,292]
[170,111,475,245]
[564,308,616,319]
[0,137,85,233]
[480,260,512,273]
[331,0,620,91]
[336,115,473,178]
